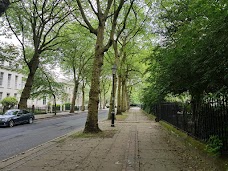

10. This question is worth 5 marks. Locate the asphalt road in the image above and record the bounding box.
[0,109,108,161]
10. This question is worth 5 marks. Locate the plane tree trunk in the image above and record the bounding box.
[81,81,85,111]
[84,25,105,133]
[18,55,39,109]
[70,66,79,113]
[75,0,132,133]
[117,75,122,114]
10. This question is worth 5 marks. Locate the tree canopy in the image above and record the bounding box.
[142,0,228,108]
[0,0,227,133]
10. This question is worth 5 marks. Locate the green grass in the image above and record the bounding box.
[141,110,156,120]
[116,112,128,121]
[70,130,117,139]
[56,137,67,144]
[160,121,206,151]
[160,121,228,171]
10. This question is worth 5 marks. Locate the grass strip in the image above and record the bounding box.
[115,112,128,121]
[70,130,117,139]
[142,110,228,171]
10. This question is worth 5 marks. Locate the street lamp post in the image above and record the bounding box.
[111,64,117,127]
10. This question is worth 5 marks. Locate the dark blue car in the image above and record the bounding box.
[0,109,35,127]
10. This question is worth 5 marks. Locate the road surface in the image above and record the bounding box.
[0,110,108,161]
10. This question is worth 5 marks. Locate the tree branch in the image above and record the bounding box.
[76,0,97,35]
[103,0,125,52]
[88,0,98,15]
[5,11,28,66]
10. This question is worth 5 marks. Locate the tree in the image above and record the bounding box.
[69,0,136,133]
[158,0,228,97]
[100,63,112,110]
[109,0,153,114]
[58,24,94,113]
[4,0,71,109]
[0,42,19,64]
[100,76,111,109]
[142,0,228,110]
[1,96,17,112]
[30,66,65,115]
[0,0,9,16]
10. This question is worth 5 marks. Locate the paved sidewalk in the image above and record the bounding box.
[0,108,221,171]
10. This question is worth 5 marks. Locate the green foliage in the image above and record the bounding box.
[143,0,228,108]
[205,135,223,156]
[0,43,19,65]
[0,0,9,16]
[58,23,94,78]
[1,96,18,110]
[33,110,47,115]
[53,104,61,111]
[30,67,65,100]
[164,92,191,104]
[64,102,71,107]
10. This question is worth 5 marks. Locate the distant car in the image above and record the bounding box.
[0,109,35,127]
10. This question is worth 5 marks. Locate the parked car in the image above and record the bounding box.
[0,109,35,127]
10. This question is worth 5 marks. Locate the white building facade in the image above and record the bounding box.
[0,60,25,102]
[0,60,80,112]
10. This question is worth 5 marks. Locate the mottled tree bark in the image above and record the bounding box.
[117,75,122,115]
[84,25,105,133]
[121,77,127,112]
[70,80,79,113]
[99,92,102,109]
[18,55,39,109]
[70,66,79,113]
[76,0,130,133]
[81,82,85,111]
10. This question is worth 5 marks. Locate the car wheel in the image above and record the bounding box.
[9,120,14,127]
[28,118,33,124]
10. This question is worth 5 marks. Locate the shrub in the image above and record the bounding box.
[64,103,71,110]
[205,135,223,156]
[0,96,18,112]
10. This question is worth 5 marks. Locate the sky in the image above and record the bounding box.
[0,35,20,46]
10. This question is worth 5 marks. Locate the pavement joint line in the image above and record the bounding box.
[0,108,222,170]
[0,110,109,169]
[0,143,57,170]
[0,127,84,169]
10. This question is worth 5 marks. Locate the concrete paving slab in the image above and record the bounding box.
[0,108,222,171]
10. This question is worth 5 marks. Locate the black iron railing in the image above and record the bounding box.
[148,96,228,153]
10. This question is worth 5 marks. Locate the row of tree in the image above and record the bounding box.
[142,0,228,109]
[1,0,152,133]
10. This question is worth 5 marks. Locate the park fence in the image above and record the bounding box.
[149,96,228,153]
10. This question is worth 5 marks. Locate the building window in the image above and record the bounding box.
[7,74,12,88]
[14,93,17,98]
[0,72,3,86]
[0,59,4,66]
[21,78,25,89]
[43,96,46,105]
[15,75,18,89]
[0,92,2,100]
[9,61,12,67]
[7,93,10,97]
